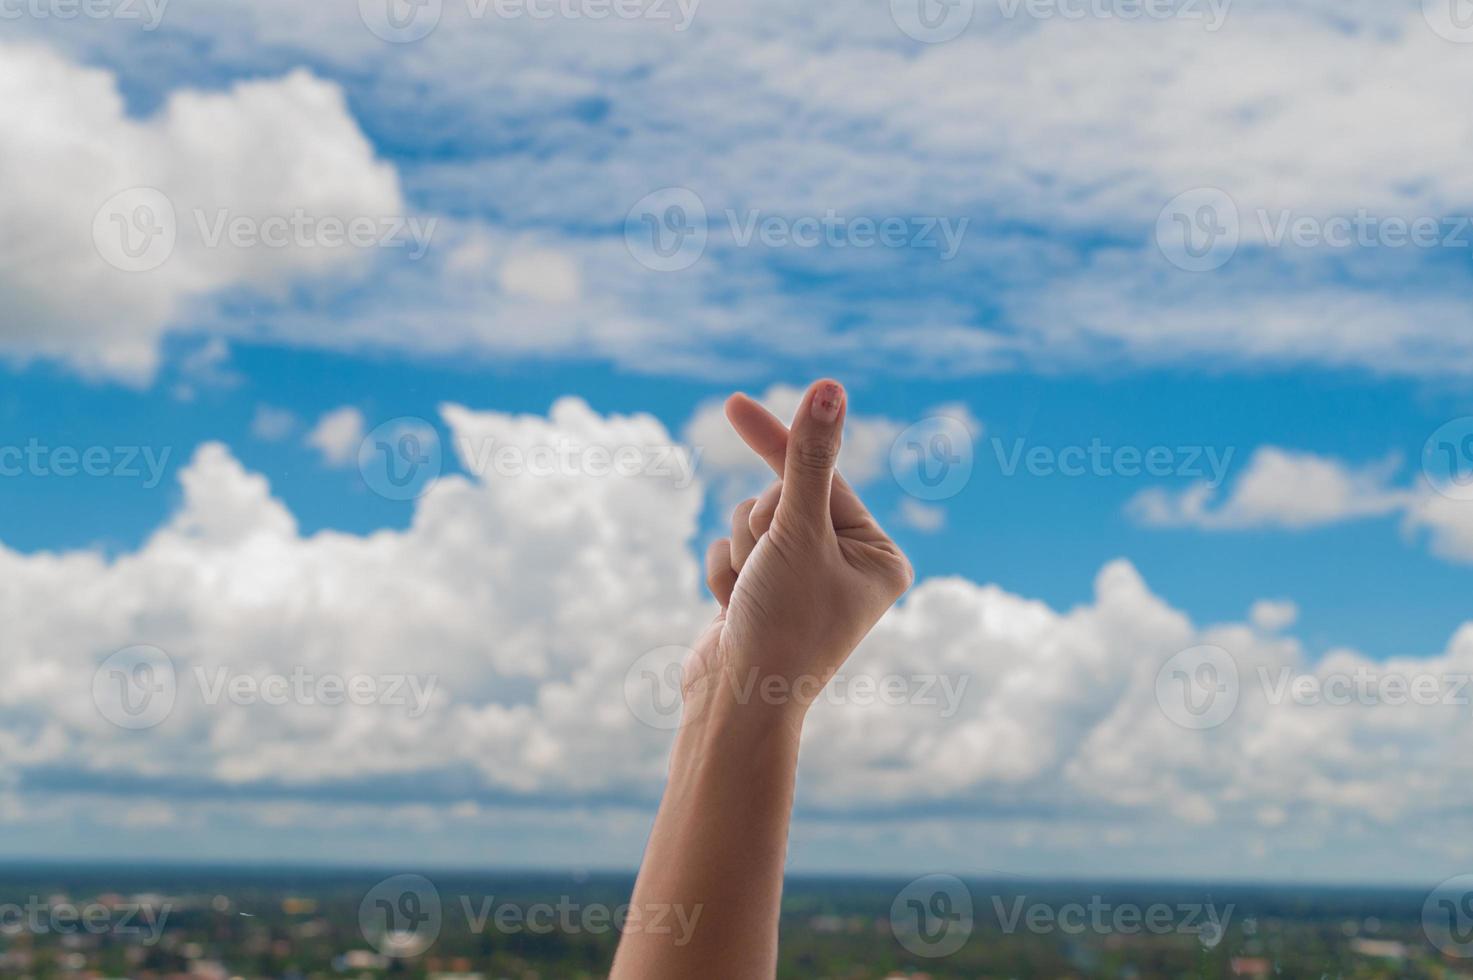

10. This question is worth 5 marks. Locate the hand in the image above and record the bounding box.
[686,380,914,727]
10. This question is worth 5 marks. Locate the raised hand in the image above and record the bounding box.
[690,379,914,724]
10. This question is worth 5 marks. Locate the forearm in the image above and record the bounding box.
[611,684,804,980]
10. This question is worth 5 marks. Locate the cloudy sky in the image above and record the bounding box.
[3,0,1473,884]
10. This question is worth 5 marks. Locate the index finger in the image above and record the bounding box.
[723,392,874,530]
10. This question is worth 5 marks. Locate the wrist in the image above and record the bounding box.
[676,667,806,761]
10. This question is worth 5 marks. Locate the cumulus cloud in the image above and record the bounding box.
[13,3,1473,381]
[305,406,367,467]
[250,405,299,442]
[0,41,404,383]
[2,398,1471,876]
[1127,447,1409,530]
[896,498,947,533]
[1250,599,1300,633]
[1127,445,1473,567]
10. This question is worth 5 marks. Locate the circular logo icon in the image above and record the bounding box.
[358,417,442,501]
[890,0,975,43]
[624,187,708,272]
[93,188,177,273]
[359,0,443,42]
[1195,916,1226,949]
[359,874,442,957]
[890,415,975,501]
[1424,874,1473,958]
[623,645,694,731]
[1155,645,1239,730]
[1156,188,1240,272]
[1422,417,1473,501]
[890,874,973,958]
[92,645,177,730]
[1424,0,1473,43]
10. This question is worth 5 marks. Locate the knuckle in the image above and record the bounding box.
[793,437,838,472]
[878,550,915,597]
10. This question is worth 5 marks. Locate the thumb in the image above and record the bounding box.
[777,380,845,531]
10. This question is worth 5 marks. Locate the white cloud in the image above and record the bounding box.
[896,498,946,533]
[0,397,1471,877]
[305,407,367,467]
[498,247,582,305]
[0,41,403,383]
[250,405,299,442]
[1403,491,1473,563]
[1129,446,1473,567]
[15,4,1473,381]
[1127,447,1409,530]
[1250,599,1299,633]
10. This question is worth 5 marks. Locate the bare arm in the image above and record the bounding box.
[611,380,913,979]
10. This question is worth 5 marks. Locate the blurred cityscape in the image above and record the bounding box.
[0,865,1465,979]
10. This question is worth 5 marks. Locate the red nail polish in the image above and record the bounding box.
[811,382,843,423]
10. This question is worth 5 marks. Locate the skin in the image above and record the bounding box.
[610,379,914,980]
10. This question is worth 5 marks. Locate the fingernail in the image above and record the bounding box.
[811,382,843,423]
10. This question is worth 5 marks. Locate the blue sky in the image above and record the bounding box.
[4,0,1473,882]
